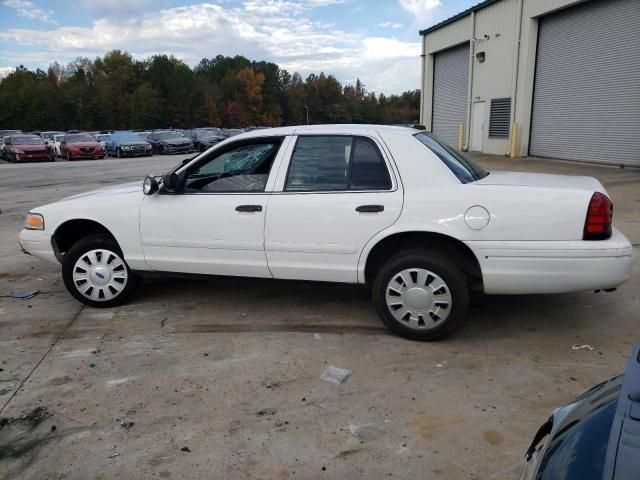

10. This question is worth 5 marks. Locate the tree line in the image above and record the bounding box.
[0,51,420,131]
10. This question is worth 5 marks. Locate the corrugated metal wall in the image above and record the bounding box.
[529,0,640,166]
[432,43,470,148]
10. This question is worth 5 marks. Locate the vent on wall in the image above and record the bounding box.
[489,98,511,138]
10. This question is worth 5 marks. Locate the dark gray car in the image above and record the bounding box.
[146,131,193,154]
[520,344,640,480]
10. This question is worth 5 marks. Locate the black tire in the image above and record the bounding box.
[62,234,139,308]
[372,249,469,341]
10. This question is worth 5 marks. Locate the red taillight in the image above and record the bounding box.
[583,192,612,240]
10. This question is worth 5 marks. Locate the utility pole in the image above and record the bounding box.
[304,105,309,125]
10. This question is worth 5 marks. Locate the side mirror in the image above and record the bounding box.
[162,172,179,193]
[143,176,159,195]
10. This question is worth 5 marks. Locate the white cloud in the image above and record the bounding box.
[399,0,442,25]
[377,21,403,29]
[78,0,169,16]
[0,1,421,94]
[3,0,57,24]
[0,66,16,79]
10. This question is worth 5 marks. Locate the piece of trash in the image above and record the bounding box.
[571,344,594,351]
[120,419,134,429]
[256,408,277,416]
[436,363,443,368]
[321,366,351,385]
[11,290,39,300]
[89,363,96,368]
[314,333,322,340]
[180,446,191,452]
[50,425,57,431]
[109,453,120,459]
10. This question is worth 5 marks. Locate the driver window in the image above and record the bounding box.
[185,141,280,193]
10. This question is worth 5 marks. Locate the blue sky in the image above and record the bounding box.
[0,0,478,93]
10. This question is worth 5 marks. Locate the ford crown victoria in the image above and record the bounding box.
[18,125,633,340]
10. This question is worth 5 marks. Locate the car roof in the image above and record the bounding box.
[237,124,419,139]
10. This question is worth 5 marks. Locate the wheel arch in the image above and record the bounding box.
[361,230,483,292]
[52,218,119,263]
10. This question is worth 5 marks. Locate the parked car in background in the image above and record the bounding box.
[94,133,112,152]
[520,344,640,480]
[51,134,65,158]
[0,129,22,138]
[60,133,105,161]
[146,131,192,154]
[184,128,225,152]
[221,128,245,138]
[18,125,633,340]
[1,135,11,160]
[4,134,53,162]
[40,131,64,144]
[106,132,152,158]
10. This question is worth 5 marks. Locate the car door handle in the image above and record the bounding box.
[356,205,384,213]
[235,205,263,212]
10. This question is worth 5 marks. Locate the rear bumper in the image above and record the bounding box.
[466,228,633,294]
[18,229,58,264]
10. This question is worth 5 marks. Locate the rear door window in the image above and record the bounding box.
[285,135,391,192]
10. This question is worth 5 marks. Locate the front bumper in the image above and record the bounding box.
[18,229,58,264]
[466,228,634,294]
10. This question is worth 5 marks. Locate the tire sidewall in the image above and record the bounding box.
[372,251,469,341]
[62,235,138,308]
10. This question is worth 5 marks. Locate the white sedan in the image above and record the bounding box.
[18,125,633,340]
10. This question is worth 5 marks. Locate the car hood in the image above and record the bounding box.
[475,171,605,193]
[59,181,141,202]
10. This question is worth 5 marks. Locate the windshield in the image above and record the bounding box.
[13,135,44,145]
[42,132,61,140]
[157,132,182,140]
[96,134,111,141]
[67,134,96,143]
[414,132,488,183]
[54,135,64,142]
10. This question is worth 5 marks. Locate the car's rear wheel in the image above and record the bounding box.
[62,235,139,308]
[372,249,469,341]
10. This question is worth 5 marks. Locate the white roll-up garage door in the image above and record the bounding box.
[530,0,640,166]
[432,43,470,149]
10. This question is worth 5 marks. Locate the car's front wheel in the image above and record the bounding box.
[62,235,139,308]
[372,249,469,341]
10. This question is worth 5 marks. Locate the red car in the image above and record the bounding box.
[4,134,54,162]
[60,133,105,160]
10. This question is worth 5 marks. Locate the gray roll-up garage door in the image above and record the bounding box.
[432,43,469,149]
[530,0,640,166]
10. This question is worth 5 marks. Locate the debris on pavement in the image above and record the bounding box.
[321,366,352,385]
[571,344,595,351]
[180,446,191,452]
[256,408,277,416]
[120,419,135,429]
[108,453,120,459]
[9,290,39,300]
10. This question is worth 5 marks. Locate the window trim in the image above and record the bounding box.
[164,136,286,196]
[282,134,394,193]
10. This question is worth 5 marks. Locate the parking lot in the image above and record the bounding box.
[0,153,638,480]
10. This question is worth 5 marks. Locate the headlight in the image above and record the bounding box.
[25,213,44,230]
[15,149,25,154]
[121,145,131,150]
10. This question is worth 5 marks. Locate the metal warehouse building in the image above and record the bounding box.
[419,0,640,166]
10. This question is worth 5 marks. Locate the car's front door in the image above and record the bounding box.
[140,136,291,277]
[265,134,403,283]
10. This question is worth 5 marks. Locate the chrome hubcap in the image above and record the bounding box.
[385,268,452,330]
[72,249,128,301]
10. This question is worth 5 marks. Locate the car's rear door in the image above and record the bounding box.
[265,133,403,283]
[139,136,292,277]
